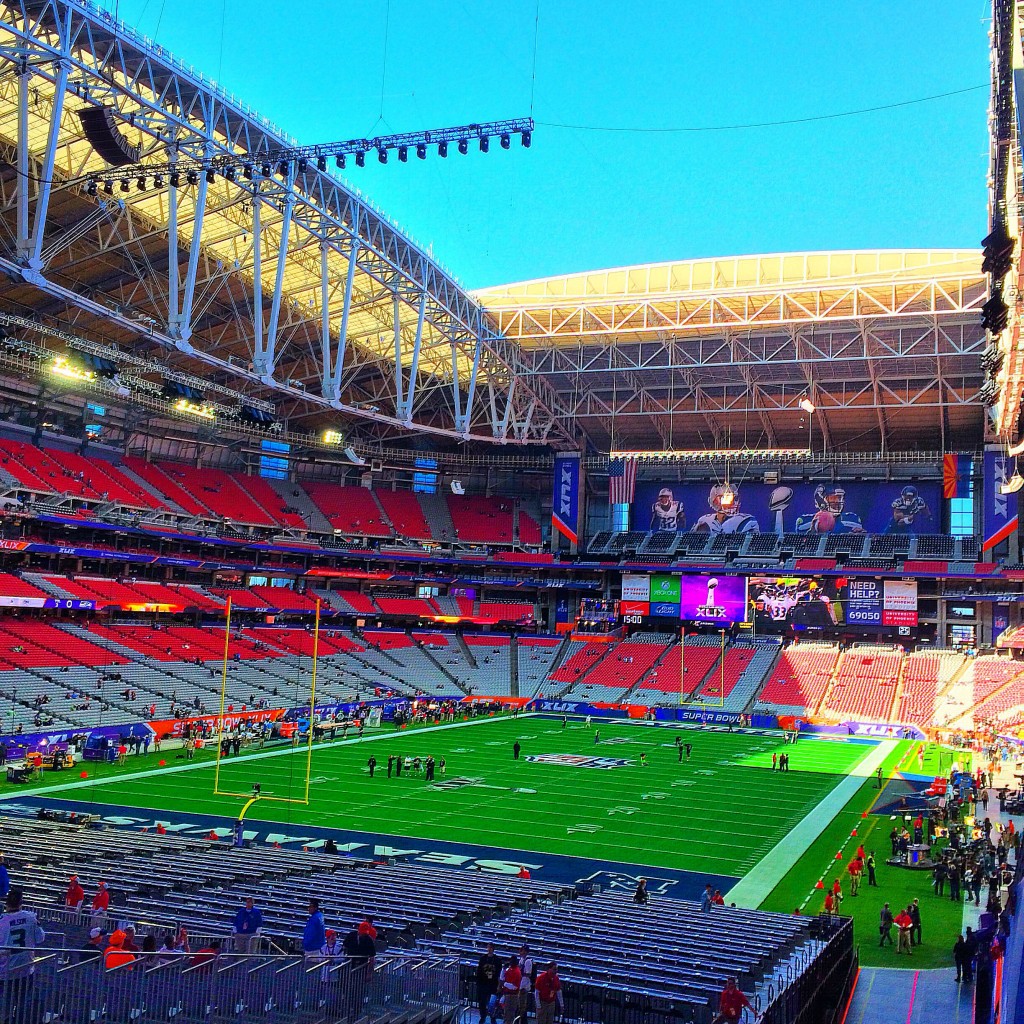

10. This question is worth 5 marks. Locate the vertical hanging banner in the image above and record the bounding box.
[552,452,582,546]
[982,451,1019,554]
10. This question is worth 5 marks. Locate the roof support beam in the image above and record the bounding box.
[15,58,29,258]
[458,335,483,436]
[324,219,359,403]
[27,57,69,269]
[398,291,426,424]
[258,170,295,378]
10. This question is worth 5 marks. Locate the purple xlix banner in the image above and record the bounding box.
[678,574,748,624]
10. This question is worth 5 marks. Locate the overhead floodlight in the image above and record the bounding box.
[205,169,216,184]
[297,158,307,173]
[438,141,448,157]
[169,171,180,187]
[323,429,344,445]
[457,139,468,155]
[242,164,253,180]
[479,136,489,153]
[154,174,164,188]
[260,163,271,177]
[316,156,326,171]
[355,150,366,168]
[398,145,408,162]
[103,180,113,195]
[278,160,290,176]
[119,179,130,192]
[416,143,427,159]
[136,176,146,191]
[377,147,388,164]
[335,153,346,170]
[86,179,98,196]
[50,355,95,383]
[500,133,510,149]
[186,170,198,185]
[223,166,235,181]
[799,398,816,413]
[521,130,532,147]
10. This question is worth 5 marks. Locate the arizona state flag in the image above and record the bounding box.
[943,454,966,499]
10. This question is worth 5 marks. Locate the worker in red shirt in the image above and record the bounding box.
[823,891,835,915]
[855,844,866,861]
[66,875,85,912]
[517,865,531,880]
[895,907,913,954]
[155,823,167,836]
[534,962,563,1024]
[91,881,110,919]
[499,954,523,1024]
[103,930,135,971]
[847,857,862,897]
[713,977,759,1023]
[831,879,843,911]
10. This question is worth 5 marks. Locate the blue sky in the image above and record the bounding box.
[113,0,989,288]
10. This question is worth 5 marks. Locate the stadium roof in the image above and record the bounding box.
[0,0,573,449]
[475,249,987,453]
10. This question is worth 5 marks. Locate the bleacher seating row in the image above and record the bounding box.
[0,437,545,547]
[1,816,827,1024]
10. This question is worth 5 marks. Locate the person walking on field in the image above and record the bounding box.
[909,899,922,947]
[867,851,878,887]
[879,904,894,947]
[847,856,862,896]
[895,907,913,955]
[513,741,521,760]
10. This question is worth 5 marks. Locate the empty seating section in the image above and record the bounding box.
[446,494,514,544]
[478,600,536,623]
[0,439,104,498]
[517,509,543,544]
[0,619,126,668]
[517,637,562,697]
[820,649,902,720]
[325,588,378,615]
[374,595,439,617]
[231,473,307,530]
[699,646,755,701]
[756,644,840,713]
[247,586,319,611]
[42,575,152,607]
[303,482,392,537]
[154,463,277,527]
[571,639,668,700]
[550,641,610,684]
[244,628,358,657]
[975,675,1024,722]
[971,656,1024,708]
[122,457,209,516]
[895,652,946,726]
[642,640,721,698]
[375,489,433,540]
[422,890,813,1015]
[0,573,49,599]
[362,631,414,650]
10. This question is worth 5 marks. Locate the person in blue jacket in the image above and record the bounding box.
[302,899,325,956]
[232,896,262,953]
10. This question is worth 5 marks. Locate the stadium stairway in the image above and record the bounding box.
[454,634,478,671]
[264,477,333,533]
[728,643,782,713]
[509,636,520,698]
[413,636,468,694]
[116,461,185,512]
[417,492,456,543]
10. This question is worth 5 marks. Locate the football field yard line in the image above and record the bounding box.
[8,711,523,801]
[33,717,875,878]
[726,738,895,907]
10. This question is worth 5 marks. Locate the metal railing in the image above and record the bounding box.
[0,947,460,1024]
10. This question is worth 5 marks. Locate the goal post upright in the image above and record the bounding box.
[213,594,233,796]
[302,598,321,805]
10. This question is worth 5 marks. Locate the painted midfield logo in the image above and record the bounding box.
[524,754,634,770]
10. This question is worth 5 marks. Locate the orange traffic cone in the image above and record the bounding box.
[815,880,825,889]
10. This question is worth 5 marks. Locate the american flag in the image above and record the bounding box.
[608,457,638,504]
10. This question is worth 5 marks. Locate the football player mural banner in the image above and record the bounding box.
[633,479,940,536]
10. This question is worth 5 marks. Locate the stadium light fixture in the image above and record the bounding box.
[173,398,216,420]
[521,130,532,147]
[335,153,346,170]
[398,145,408,162]
[169,171,180,187]
[323,429,344,445]
[500,133,510,149]
[316,156,326,171]
[205,169,216,184]
[799,397,816,413]
[416,143,427,159]
[260,163,271,177]
[119,179,130,192]
[186,170,198,185]
[242,164,253,180]
[355,150,366,168]
[50,355,95,383]
[438,141,448,157]
[479,136,490,153]
[154,174,164,188]
[86,179,98,196]
[377,147,388,164]
[458,139,468,155]
[136,177,146,192]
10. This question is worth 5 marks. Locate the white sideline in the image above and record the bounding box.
[10,711,532,801]
[725,738,896,907]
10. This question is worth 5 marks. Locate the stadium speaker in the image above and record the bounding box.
[342,446,366,466]
[451,479,465,495]
[78,106,141,167]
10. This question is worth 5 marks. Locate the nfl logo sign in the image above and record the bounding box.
[524,754,634,770]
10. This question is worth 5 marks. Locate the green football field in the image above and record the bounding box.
[31,715,873,879]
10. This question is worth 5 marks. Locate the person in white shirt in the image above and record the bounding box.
[0,889,45,981]
[318,928,343,982]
